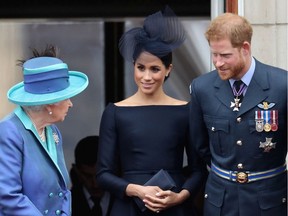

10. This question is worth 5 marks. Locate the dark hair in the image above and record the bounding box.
[162,53,172,81]
[75,136,99,166]
[17,44,59,67]
[133,50,172,67]
[159,52,172,69]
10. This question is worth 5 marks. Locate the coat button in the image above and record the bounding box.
[58,192,63,197]
[44,210,49,214]
[237,163,243,169]
[237,117,241,122]
[211,127,215,131]
[204,194,208,198]
[282,198,286,203]
[49,192,54,198]
[55,210,61,215]
[236,140,242,146]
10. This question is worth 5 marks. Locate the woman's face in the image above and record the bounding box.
[48,99,73,123]
[134,52,171,95]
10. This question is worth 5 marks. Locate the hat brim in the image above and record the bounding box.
[7,71,89,106]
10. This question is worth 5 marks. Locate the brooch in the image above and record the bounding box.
[52,132,59,144]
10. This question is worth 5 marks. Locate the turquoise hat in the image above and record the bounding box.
[7,57,89,106]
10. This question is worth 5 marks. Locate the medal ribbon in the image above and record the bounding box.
[232,81,247,97]
[264,111,270,125]
[272,110,278,122]
[271,110,278,131]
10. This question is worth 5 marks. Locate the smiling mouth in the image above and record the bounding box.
[218,68,230,75]
[142,83,153,88]
[217,66,228,71]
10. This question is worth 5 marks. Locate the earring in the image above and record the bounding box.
[49,111,52,115]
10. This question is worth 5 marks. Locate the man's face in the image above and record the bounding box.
[210,38,247,80]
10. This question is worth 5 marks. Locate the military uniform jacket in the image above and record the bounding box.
[189,58,287,216]
[0,111,71,216]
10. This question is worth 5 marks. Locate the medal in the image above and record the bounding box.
[263,110,271,132]
[255,111,264,132]
[256,102,278,133]
[271,123,278,131]
[263,123,271,132]
[271,110,278,131]
[259,137,276,152]
[230,97,241,111]
[231,81,247,111]
[256,120,264,132]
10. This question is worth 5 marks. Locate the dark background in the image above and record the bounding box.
[0,0,210,18]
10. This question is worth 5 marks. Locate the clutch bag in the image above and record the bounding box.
[134,169,176,212]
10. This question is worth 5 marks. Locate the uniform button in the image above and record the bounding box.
[204,194,208,198]
[44,210,49,214]
[55,210,61,215]
[282,198,286,203]
[211,127,215,131]
[58,192,63,197]
[237,117,241,122]
[236,140,242,146]
[49,192,54,198]
[237,163,243,169]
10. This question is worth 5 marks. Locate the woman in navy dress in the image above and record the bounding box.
[96,6,207,216]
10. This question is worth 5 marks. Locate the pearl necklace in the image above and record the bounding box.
[39,128,46,142]
[26,112,46,142]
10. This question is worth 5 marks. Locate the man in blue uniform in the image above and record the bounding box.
[189,13,287,216]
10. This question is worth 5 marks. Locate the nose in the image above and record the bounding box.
[143,70,152,80]
[67,99,73,107]
[213,56,224,68]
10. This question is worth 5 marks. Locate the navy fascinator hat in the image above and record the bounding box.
[118,6,186,62]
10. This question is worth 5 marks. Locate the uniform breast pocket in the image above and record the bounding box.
[204,116,230,157]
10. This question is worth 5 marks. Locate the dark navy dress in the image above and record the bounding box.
[96,103,206,216]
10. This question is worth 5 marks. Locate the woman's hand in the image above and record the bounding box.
[126,184,163,201]
[143,189,190,213]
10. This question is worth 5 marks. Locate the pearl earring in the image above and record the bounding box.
[49,111,52,115]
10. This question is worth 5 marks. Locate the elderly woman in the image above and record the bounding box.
[0,45,88,216]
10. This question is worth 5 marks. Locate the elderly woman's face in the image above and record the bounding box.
[48,99,73,123]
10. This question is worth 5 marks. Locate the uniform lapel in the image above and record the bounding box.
[214,76,234,110]
[238,60,269,116]
[213,60,270,116]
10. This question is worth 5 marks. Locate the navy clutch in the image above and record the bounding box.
[134,169,176,212]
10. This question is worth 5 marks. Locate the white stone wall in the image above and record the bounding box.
[244,0,288,70]
[0,23,24,118]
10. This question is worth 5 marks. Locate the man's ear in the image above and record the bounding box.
[241,41,251,56]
